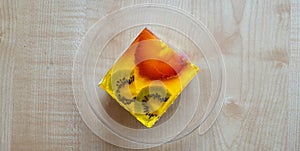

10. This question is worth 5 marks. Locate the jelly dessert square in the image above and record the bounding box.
[99,28,199,128]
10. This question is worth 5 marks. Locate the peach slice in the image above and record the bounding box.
[134,36,187,80]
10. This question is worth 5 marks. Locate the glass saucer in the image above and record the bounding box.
[72,4,225,149]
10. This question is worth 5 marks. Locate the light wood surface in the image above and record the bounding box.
[0,0,298,150]
[289,0,300,150]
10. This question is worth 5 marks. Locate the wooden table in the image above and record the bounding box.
[1,0,298,150]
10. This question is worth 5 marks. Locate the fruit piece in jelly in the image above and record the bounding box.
[135,39,188,80]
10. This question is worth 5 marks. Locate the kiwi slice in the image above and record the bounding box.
[134,85,171,119]
[111,70,136,105]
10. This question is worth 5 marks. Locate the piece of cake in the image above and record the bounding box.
[99,28,199,128]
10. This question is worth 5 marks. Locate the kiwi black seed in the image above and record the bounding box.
[135,85,171,119]
[111,70,136,105]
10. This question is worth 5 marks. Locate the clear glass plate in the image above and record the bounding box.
[72,4,226,149]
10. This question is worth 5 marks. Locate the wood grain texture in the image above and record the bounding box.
[10,1,85,150]
[0,0,296,150]
[289,0,300,150]
[0,0,16,150]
